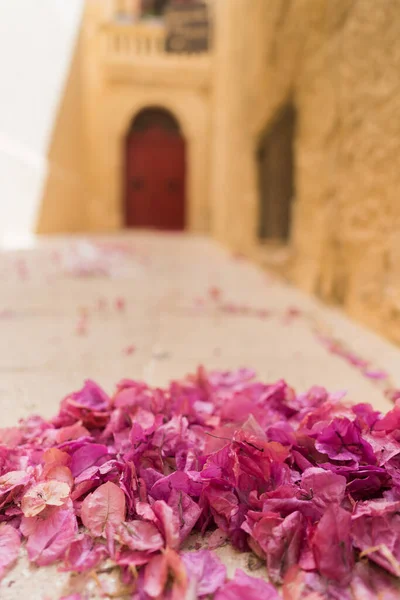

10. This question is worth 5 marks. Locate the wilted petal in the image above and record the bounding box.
[152,500,180,549]
[351,499,400,577]
[21,506,77,566]
[54,422,90,444]
[265,511,305,584]
[0,470,30,500]
[62,533,107,572]
[282,566,351,600]
[168,490,202,542]
[143,553,168,598]
[22,480,70,517]
[44,465,74,488]
[350,561,400,600]
[215,569,280,600]
[70,443,109,477]
[118,520,164,552]
[81,481,126,537]
[316,418,376,464]
[312,505,354,585]
[300,468,346,509]
[0,524,20,579]
[182,549,226,596]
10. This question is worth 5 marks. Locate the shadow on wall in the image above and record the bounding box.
[36,27,88,234]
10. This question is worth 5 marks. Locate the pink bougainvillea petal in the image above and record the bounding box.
[209,286,222,302]
[115,297,126,312]
[21,480,70,517]
[312,505,354,584]
[0,524,20,579]
[300,467,347,510]
[80,481,126,537]
[152,500,180,550]
[215,569,280,600]
[44,465,74,488]
[21,506,77,566]
[0,368,399,596]
[363,369,389,380]
[70,443,109,477]
[182,550,226,596]
[118,520,164,552]
[349,561,400,599]
[123,344,136,355]
[351,499,400,577]
[143,553,168,598]
[62,533,107,573]
[207,528,228,550]
[282,566,348,600]
[54,422,90,444]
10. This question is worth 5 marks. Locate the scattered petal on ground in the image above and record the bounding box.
[123,345,136,356]
[0,368,399,597]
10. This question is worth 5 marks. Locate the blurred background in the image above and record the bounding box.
[0,0,399,345]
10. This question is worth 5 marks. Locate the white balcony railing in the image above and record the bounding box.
[104,22,167,59]
[103,21,211,61]
[100,22,212,89]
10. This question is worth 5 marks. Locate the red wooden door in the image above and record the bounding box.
[125,126,186,230]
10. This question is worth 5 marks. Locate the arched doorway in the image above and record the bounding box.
[124,107,186,230]
[257,103,296,243]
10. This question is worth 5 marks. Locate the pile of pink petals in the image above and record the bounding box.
[1,368,400,599]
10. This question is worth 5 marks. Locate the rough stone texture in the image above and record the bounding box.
[211,0,400,345]
[0,232,400,598]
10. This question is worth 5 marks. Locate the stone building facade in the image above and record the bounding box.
[37,0,213,234]
[37,0,400,344]
[211,0,400,345]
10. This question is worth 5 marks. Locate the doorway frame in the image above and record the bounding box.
[124,106,186,229]
[84,89,210,233]
[257,102,296,244]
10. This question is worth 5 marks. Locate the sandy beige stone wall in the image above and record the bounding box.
[36,30,88,233]
[211,0,400,344]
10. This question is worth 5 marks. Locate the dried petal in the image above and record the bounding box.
[21,506,77,566]
[81,481,126,537]
[118,520,164,552]
[182,550,226,596]
[21,480,70,517]
[215,569,280,600]
[312,505,354,584]
[0,524,20,579]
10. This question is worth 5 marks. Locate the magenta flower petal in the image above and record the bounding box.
[300,467,347,509]
[312,505,354,584]
[21,480,70,517]
[21,506,77,566]
[215,569,280,600]
[182,549,226,596]
[0,369,399,596]
[152,500,180,549]
[70,443,109,477]
[81,481,126,537]
[351,499,400,576]
[118,520,164,552]
[0,524,20,579]
[62,533,107,572]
